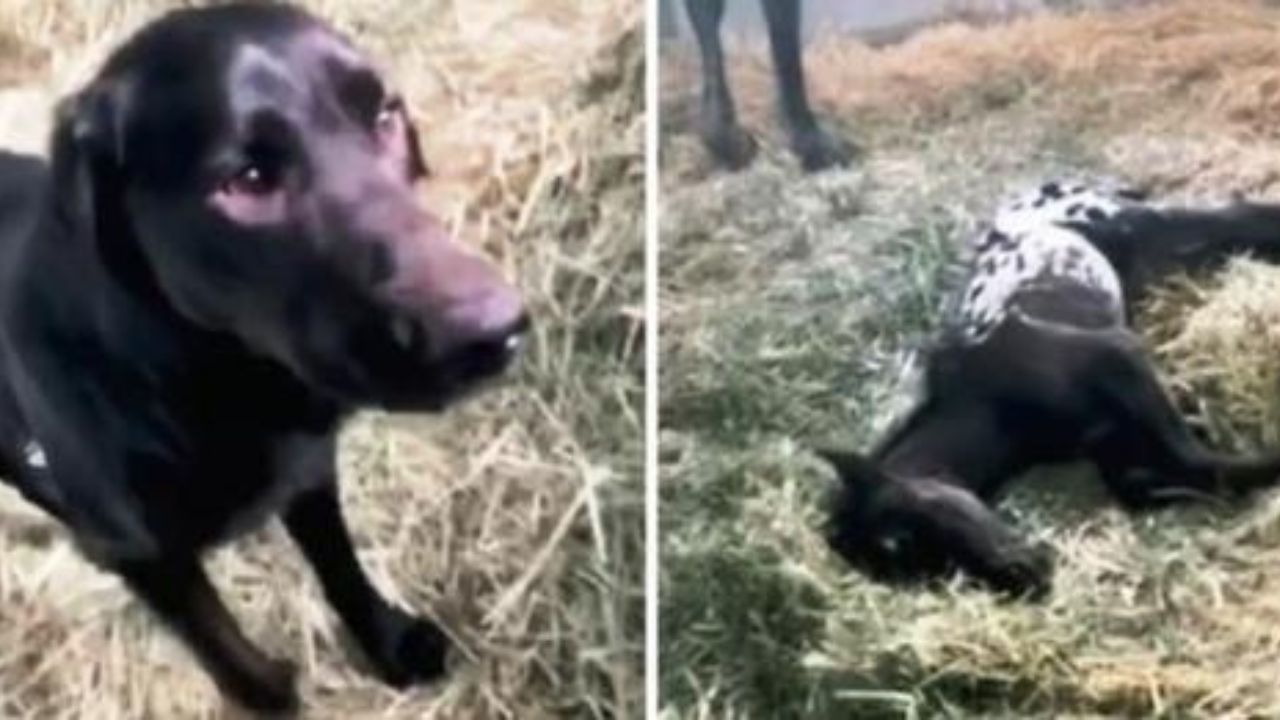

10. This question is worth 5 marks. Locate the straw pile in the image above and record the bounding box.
[661,1,1280,717]
[0,1,642,718]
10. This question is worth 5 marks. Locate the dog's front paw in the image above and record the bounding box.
[365,610,449,687]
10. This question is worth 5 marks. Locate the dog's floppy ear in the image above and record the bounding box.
[49,81,160,297]
[48,82,126,240]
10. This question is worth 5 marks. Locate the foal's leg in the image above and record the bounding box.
[116,555,298,713]
[1090,202,1280,304]
[685,0,758,169]
[759,0,854,171]
[1087,337,1280,507]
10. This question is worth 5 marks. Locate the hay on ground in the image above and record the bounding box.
[661,1,1280,717]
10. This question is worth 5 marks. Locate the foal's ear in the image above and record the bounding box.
[49,82,126,238]
[813,446,884,488]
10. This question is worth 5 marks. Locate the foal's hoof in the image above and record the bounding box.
[224,657,299,716]
[992,545,1054,601]
[699,121,758,171]
[791,125,856,172]
[366,610,449,687]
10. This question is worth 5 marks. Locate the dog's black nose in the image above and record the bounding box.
[392,287,528,374]
[434,287,528,360]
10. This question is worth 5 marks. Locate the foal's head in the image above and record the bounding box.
[817,448,1052,599]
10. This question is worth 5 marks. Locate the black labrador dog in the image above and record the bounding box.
[0,3,525,713]
[820,182,1280,598]
[684,0,853,171]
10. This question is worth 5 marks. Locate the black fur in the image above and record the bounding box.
[0,3,525,712]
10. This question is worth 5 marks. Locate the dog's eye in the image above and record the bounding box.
[223,163,279,197]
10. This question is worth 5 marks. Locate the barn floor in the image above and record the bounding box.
[660,1,1280,717]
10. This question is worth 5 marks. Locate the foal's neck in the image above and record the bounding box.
[874,400,1025,498]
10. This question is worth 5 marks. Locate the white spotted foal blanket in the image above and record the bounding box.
[953,181,1142,342]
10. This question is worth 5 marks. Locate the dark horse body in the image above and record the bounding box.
[683,0,853,171]
[822,182,1280,597]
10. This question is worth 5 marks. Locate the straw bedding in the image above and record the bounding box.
[661,1,1280,717]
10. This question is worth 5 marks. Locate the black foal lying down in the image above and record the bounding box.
[0,4,524,713]
[819,182,1280,598]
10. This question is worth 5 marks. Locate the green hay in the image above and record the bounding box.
[661,1,1280,717]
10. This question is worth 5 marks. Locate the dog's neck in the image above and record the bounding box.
[30,207,348,435]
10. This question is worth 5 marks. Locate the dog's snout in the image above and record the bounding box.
[378,214,527,375]
[434,284,528,358]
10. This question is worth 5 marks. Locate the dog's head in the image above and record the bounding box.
[50,2,526,410]
[816,448,1052,599]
